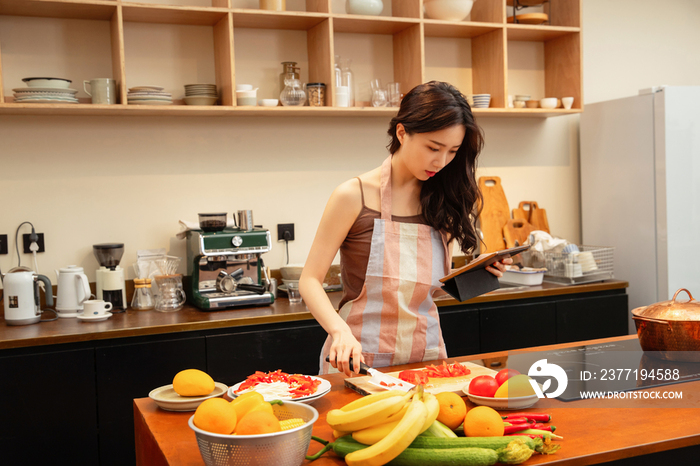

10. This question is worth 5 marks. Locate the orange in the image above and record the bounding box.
[235,410,281,435]
[193,398,237,434]
[173,369,215,396]
[247,400,274,416]
[230,391,265,420]
[463,406,504,437]
[435,392,468,430]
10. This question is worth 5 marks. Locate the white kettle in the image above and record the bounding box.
[55,265,91,318]
[3,268,54,326]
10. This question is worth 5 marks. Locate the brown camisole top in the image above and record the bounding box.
[337,178,426,310]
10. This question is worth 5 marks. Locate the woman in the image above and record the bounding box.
[299,81,509,377]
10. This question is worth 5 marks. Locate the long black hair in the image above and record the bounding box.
[387,81,484,253]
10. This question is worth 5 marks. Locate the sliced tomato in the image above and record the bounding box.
[398,370,429,385]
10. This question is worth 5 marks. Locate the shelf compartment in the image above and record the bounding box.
[472,28,506,108]
[332,15,419,35]
[506,24,580,42]
[121,4,228,26]
[231,9,328,30]
[0,0,117,21]
[423,20,502,39]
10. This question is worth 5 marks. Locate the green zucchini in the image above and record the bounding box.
[409,435,538,451]
[330,436,498,466]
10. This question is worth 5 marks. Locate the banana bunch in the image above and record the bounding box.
[325,386,440,466]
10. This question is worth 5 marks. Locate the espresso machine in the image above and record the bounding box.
[93,243,127,312]
[185,226,274,310]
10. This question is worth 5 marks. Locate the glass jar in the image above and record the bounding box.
[306,83,326,107]
[280,77,306,106]
[279,61,298,97]
[340,58,355,107]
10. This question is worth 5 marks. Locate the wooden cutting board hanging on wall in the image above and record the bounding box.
[512,201,533,222]
[503,218,534,248]
[478,176,509,253]
[529,203,550,233]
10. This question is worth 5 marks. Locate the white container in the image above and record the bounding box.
[236,84,253,91]
[562,96,574,109]
[346,0,384,16]
[259,99,279,107]
[335,86,349,107]
[539,97,558,109]
[498,269,545,286]
[424,0,474,22]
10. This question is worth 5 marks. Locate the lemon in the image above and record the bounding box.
[173,369,215,396]
[494,374,536,398]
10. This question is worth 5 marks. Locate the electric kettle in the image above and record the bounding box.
[2,267,54,326]
[55,265,91,318]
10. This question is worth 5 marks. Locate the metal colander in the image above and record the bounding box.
[188,401,319,466]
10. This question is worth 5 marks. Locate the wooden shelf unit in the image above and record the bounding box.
[0,0,582,117]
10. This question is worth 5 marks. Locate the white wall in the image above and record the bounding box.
[0,0,698,283]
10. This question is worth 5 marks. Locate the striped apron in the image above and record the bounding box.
[319,156,450,374]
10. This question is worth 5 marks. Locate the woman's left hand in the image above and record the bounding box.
[484,256,512,277]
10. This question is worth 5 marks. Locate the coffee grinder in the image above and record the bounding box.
[185,224,274,310]
[93,243,127,312]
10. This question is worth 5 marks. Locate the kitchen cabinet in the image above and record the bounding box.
[0,346,99,465]
[0,0,581,117]
[95,335,207,466]
[437,306,480,357]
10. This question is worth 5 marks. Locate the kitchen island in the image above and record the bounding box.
[0,280,629,465]
[133,335,700,466]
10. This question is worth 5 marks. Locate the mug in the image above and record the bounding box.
[82,299,113,316]
[154,274,186,312]
[84,78,117,105]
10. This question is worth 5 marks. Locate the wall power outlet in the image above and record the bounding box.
[22,233,45,253]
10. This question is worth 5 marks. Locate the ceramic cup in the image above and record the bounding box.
[260,0,285,11]
[83,299,113,316]
[84,78,117,105]
[562,96,574,109]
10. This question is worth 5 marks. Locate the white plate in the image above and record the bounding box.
[129,86,164,91]
[462,387,539,410]
[15,99,79,104]
[14,87,78,94]
[149,382,228,412]
[228,376,331,404]
[77,311,113,322]
[128,92,172,97]
[128,100,173,105]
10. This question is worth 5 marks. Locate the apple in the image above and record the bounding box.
[495,368,520,387]
[468,375,500,397]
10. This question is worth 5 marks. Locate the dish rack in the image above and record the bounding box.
[541,245,614,285]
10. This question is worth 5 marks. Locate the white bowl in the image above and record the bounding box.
[346,0,384,16]
[184,96,218,106]
[539,97,558,109]
[562,96,574,109]
[498,269,545,286]
[513,101,526,108]
[22,77,72,88]
[280,263,304,280]
[463,390,540,410]
[236,89,258,98]
[259,99,279,107]
[424,0,474,22]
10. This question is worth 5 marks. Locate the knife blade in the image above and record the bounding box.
[325,357,415,392]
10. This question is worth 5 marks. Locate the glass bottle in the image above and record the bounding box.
[279,77,306,106]
[340,58,355,107]
[279,61,298,97]
[334,55,342,88]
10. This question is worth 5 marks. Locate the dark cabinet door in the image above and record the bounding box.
[207,323,328,385]
[95,336,206,466]
[556,294,629,343]
[480,302,557,353]
[438,307,480,358]
[0,348,98,464]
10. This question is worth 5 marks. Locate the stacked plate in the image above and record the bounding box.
[471,93,491,109]
[14,77,78,104]
[184,84,218,106]
[127,86,173,105]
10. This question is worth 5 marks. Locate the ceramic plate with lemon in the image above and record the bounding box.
[150,369,227,412]
[462,369,540,410]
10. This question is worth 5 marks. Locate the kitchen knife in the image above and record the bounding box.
[325,357,415,392]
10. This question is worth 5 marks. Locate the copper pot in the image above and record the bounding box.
[632,288,700,362]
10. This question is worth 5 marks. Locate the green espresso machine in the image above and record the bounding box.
[185,227,275,310]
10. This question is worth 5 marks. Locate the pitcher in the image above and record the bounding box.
[55,265,91,318]
[154,274,186,312]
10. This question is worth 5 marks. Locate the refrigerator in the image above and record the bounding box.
[580,86,700,333]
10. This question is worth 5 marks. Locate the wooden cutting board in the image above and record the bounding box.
[512,201,534,222]
[344,361,499,397]
[478,176,509,253]
[503,218,534,248]
[529,204,550,233]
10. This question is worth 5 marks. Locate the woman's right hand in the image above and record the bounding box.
[329,330,364,377]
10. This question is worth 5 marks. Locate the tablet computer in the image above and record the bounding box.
[439,244,532,283]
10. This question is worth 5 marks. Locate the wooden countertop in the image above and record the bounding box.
[133,335,700,466]
[0,280,628,351]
